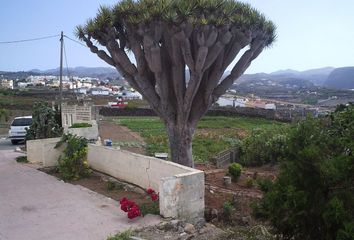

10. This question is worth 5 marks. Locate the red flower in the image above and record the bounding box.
[119,197,141,219]
[147,188,155,195]
[151,193,159,201]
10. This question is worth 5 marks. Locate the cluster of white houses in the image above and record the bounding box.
[0,75,143,99]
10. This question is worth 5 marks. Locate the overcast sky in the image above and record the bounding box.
[1,0,353,73]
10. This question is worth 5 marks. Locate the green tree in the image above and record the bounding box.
[76,0,276,167]
[26,102,63,140]
[253,105,354,240]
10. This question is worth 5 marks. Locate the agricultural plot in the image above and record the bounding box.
[115,116,281,162]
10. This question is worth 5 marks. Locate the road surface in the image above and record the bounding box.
[0,138,24,150]
[0,150,160,240]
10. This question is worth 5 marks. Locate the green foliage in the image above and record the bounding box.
[69,122,92,128]
[253,105,354,240]
[0,108,9,122]
[16,156,28,163]
[117,116,278,162]
[56,134,91,181]
[26,102,62,140]
[106,229,132,240]
[223,201,235,219]
[245,176,254,188]
[106,180,124,191]
[228,163,242,179]
[77,0,276,47]
[256,178,273,193]
[140,201,160,216]
[238,126,288,166]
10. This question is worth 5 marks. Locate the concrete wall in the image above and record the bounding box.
[26,138,65,167]
[87,144,204,221]
[26,140,205,221]
[64,121,99,140]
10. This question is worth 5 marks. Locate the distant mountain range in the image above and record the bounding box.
[238,66,354,90]
[1,66,353,90]
[324,67,354,89]
[28,66,121,80]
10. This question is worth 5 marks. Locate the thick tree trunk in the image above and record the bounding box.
[167,124,195,168]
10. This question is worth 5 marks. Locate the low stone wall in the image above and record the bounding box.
[26,137,65,167]
[87,144,204,221]
[26,139,205,222]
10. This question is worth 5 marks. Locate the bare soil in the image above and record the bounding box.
[98,120,146,155]
[41,169,153,207]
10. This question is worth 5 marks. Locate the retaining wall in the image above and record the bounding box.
[26,137,64,167]
[87,144,204,221]
[26,140,205,221]
[64,121,99,140]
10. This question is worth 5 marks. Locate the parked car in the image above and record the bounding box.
[8,116,32,145]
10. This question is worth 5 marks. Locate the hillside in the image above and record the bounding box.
[324,67,354,89]
[1,67,121,80]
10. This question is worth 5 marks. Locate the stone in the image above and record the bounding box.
[241,216,252,225]
[184,223,196,234]
[211,208,218,219]
[223,176,232,186]
[194,218,206,230]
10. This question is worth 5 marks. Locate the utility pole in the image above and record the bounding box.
[59,31,64,110]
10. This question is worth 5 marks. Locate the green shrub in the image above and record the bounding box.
[238,127,288,166]
[223,201,235,219]
[26,102,62,140]
[253,105,354,239]
[140,201,159,216]
[245,177,254,188]
[256,178,273,193]
[69,122,92,128]
[55,134,91,181]
[228,163,242,179]
[16,156,28,163]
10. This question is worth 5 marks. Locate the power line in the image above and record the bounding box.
[64,35,87,48]
[0,34,60,44]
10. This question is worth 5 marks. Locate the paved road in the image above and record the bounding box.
[0,150,160,240]
[0,138,25,150]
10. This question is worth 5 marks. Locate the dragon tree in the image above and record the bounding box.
[76,0,276,167]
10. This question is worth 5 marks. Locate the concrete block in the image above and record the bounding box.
[27,137,63,167]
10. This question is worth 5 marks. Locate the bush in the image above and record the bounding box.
[228,163,242,179]
[238,127,288,166]
[16,156,28,163]
[55,134,91,181]
[69,122,92,128]
[26,102,62,140]
[223,201,235,219]
[253,105,354,240]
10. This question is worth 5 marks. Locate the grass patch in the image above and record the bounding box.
[16,156,28,163]
[116,116,282,162]
[69,122,92,128]
[107,229,132,240]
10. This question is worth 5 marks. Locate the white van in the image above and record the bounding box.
[8,116,32,145]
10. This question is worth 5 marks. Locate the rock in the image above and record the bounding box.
[184,223,196,234]
[223,176,232,186]
[178,226,185,233]
[194,218,206,230]
[211,208,218,219]
[241,216,252,225]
